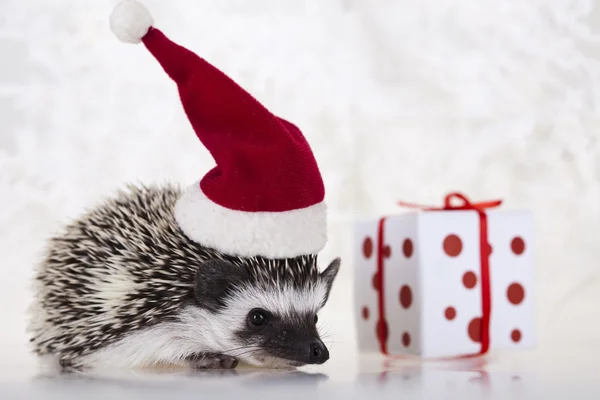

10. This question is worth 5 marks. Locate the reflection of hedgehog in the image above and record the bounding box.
[26,0,340,372]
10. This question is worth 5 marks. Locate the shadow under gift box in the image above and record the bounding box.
[352,195,535,358]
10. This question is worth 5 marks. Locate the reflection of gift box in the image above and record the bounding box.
[353,193,535,358]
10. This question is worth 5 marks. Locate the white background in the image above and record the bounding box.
[2,0,600,382]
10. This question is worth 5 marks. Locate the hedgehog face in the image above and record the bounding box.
[193,256,340,368]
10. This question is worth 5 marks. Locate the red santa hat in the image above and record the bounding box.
[109,0,327,259]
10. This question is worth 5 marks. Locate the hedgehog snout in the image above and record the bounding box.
[274,329,329,364]
[244,310,329,366]
[307,337,329,364]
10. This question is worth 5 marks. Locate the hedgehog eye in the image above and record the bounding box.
[314,315,319,324]
[248,308,269,327]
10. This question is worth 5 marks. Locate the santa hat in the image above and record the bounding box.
[109,0,327,259]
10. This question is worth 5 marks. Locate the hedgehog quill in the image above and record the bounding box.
[26,0,340,372]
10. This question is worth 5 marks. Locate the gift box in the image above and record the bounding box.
[353,193,535,358]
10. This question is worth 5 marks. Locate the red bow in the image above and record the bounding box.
[398,192,502,212]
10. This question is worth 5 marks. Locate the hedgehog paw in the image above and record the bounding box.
[58,356,84,373]
[188,353,239,370]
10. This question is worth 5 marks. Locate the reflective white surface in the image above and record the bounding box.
[2,350,600,400]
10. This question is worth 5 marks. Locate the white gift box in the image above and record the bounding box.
[353,194,536,358]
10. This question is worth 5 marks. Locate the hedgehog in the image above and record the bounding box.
[27,184,340,371]
[26,1,341,372]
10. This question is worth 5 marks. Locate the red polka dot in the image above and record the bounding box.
[383,245,391,258]
[399,285,413,309]
[376,319,389,343]
[443,234,462,257]
[511,329,522,343]
[362,306,370,320]
[363,237,373,259]
[468,317,482,343]
[485,243,493,256]
[402,239,413,258]
[462,271,477,289]
[402,332,411,347]
[372,272,381,291]
[511,237,525,255]
[444,306,456,320]
[507,283,525,305]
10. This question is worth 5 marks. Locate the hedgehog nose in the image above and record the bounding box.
[308,339,329,364]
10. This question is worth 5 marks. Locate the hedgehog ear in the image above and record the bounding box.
[319,257,341,306]
[194,259,249,312]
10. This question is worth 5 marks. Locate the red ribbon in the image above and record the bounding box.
[375,193,502,356]
[376,217,389,354]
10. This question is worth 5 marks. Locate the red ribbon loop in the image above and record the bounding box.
[398,192,502,212]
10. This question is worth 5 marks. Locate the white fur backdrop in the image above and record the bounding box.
[2,0,600,380]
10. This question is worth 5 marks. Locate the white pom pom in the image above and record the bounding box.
[109,0,154,44]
